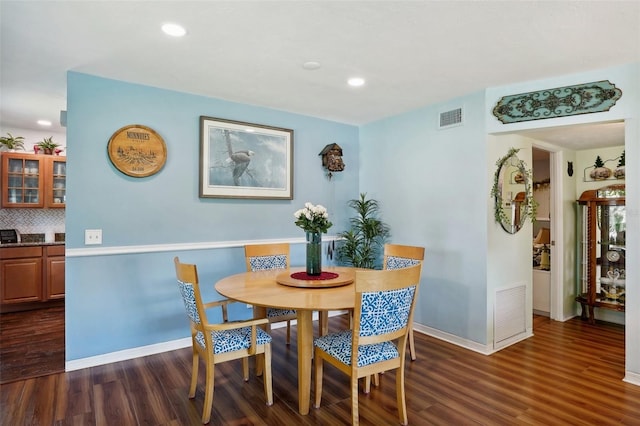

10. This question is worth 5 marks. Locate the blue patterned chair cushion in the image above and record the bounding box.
[267,307,297,317]
[386,256,421,270]
[314,286,416,367]
[360,286,416,337]
[195,327,272,354]
[179,280,272,353]
[249,254,287,271]
[177,281,201,324]
[314,330,399,367]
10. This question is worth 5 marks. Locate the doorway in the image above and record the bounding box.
[517,120,625,324]
[532,147,551,321]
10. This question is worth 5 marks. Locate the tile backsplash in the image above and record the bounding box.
[0,209,65,242]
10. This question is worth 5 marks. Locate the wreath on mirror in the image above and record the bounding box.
[490,147,537,228]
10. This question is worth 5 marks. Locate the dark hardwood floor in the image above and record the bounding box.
[2,312,640,425]
[0,304,65,384]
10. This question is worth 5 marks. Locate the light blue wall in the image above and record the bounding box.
[360,62,640,365]
[65,63,640,381]
[65,72,359,360]
[360,91,489,344]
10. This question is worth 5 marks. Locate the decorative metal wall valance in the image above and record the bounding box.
[493,80,622,124]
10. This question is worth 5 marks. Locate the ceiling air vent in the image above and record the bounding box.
[439,107,463,129]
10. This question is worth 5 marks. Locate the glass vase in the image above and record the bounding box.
[306,231,322,275]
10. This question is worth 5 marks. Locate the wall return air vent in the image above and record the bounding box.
[439,107,463,129]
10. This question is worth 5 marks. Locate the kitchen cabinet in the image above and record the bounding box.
[575,184,625,324]
[0,246,43,304]
[0,244,65,311]
[0,152,66,208]
[45,245,65,299]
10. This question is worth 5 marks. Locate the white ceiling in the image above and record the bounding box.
[1,1,638,149]
[511,120,626,153]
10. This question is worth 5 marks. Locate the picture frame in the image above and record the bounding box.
[199,116,294,199]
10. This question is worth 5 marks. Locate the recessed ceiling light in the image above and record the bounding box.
[37,120,52,126]
[347,77,365,87]
[162,23,187,37]
[302,61,321,70]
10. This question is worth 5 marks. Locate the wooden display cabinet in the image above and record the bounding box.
[575,184,625,324]
[0,152,66,208]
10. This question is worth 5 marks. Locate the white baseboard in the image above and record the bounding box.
[66,337,192,371]
[65,310,347,372]
[69,312,549,372]
[624,371,640,386]
[412,323,496,355]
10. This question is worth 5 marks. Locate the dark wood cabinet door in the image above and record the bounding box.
[46,256,65,299]
[0,257,43,304]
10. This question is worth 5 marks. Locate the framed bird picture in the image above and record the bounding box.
[199,116,293,199]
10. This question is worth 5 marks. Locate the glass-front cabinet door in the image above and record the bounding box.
[1,153,45,208]
[576,184,625,324]
[48,158,66,208]
[1,153,66,208]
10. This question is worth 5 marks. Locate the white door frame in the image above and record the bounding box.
[531,144,564,321]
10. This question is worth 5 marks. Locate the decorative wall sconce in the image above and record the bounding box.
[319,143,345,180]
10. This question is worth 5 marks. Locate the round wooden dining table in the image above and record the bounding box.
[215,266,356,415]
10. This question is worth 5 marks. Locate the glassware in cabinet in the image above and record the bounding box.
[48,158,66,207]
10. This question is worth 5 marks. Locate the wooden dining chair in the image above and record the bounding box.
[383,243,425,361]
[313,263,423,425]
[365,243,426,393]
[174,257,273,424]
[244,243,298,344]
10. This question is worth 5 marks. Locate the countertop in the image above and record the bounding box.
[0,232,65,247]
[0,242,65,248]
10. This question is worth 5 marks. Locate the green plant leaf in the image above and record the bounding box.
[336,193,390,269]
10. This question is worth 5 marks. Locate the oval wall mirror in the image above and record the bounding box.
[491,148,535,234]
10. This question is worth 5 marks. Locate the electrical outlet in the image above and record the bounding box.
[85,229,102,245]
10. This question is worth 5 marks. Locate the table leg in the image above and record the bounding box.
[253,306,267,376]
[318,310,329,336]
[297,309,313,415]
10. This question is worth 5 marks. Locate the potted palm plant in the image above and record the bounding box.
[336,193,390,269]
[36,137,61,155]
[0,133,25,151]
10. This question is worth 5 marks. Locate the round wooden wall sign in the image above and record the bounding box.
[107,124,167,177]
